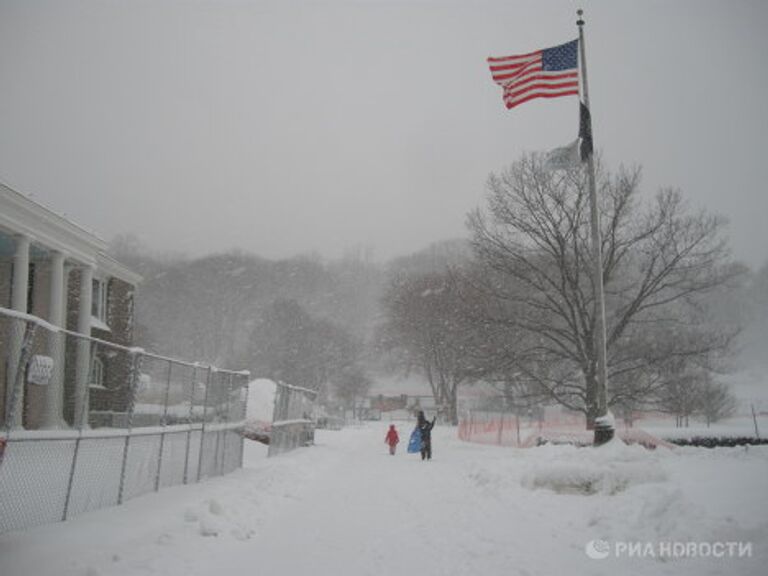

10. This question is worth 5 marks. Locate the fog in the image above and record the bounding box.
[0,0,766,266]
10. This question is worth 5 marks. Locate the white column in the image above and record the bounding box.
[6,234,31,429]
[11,235,31,312]
[73,264,94,429]
[41,251,68,429]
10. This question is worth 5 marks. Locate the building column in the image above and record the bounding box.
[73,264,93,429]
[6,234,31,429]
[41,250,68,429]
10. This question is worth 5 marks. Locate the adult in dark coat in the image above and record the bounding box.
[416,410,436,461]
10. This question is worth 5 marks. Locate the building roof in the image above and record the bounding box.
[0,181,141,285]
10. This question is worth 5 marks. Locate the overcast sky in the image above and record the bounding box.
[1,0,766,267]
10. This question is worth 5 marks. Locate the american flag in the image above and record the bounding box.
[488,39,579,110]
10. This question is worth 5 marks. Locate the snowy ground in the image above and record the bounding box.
[1,425,766,576]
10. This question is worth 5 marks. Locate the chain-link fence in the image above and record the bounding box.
[0,307,249,534]
[457,397,585,447]
[268,382,317,457]
[458,408,534,447]
[458,402,656,447]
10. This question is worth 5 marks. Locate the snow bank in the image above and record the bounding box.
[246,379,276,423]
[244,379,277,442]
[1,425,766,576]
[521,439,668,495]
[183,498,255,541]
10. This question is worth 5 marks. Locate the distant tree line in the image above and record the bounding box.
[109,239,381,410]
[111,153,768,427]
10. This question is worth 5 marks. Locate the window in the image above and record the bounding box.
[89,356,105,389]
[91,278,108,322]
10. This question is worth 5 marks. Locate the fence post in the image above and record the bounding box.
[154,361,173,492]
[4,320,37,432]
[117,350,143,505]
[267,383,283,457]
[212,409,222,475]
[219,372,233,475]
[62,437,79,522]
[62,339,100,520]
[196,366,213,482]
[182,365,197,485]
[752,404,761,439]
[238,374,248,469]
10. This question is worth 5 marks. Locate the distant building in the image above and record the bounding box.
[0,181,141,429]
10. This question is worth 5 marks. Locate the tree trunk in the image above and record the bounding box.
[446,389,459,425]
[585,372,599,430]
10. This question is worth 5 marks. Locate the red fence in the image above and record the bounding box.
[458,410,673,449]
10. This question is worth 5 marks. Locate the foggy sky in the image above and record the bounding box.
[1,0,766,267]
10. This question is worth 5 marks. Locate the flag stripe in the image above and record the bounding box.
[503,78,579,102]
[488,54,541,75]
[498,70,577,90]
[504,89,580,109]
[489,39,579,110]
[487,48,540,64]
[491,58,542,82]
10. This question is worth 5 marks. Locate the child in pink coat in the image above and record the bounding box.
[385,424,400,455]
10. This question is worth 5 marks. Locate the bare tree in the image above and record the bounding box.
[332,367,373,414]
[697,378,737,427]
[466,153,740,428]
[378,270,482,424]
[739,260,768,368]
[654,360,704,428]
[247,299,360,392]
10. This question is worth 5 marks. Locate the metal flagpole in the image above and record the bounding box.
[577,9,612,444]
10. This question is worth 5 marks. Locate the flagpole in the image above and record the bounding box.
[577,9,612,444]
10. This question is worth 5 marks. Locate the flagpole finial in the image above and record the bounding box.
[577,9,585,27]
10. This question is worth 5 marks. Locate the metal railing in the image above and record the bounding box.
[268,382,317,457]
[0,306,250,534]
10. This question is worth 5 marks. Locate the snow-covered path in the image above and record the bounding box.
[238,427,531,576]
[1,425,766,576]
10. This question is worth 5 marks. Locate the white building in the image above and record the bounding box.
[0,181,141,429]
